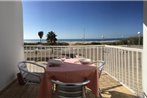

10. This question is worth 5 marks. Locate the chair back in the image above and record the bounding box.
[18,61,46,84]
[98,61,105,78]
[51,80,90,98]
[18,61,28,78]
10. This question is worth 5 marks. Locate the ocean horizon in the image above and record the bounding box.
[24,38,124,43]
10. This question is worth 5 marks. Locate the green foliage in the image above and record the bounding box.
[91,42,102,45]
[97,36,143,45]
[74,42,101,45]
[118,36,143,45]
[24,43,39,45]
[56,42,69,45]
[46,31,57,45]
[24,42,69,46]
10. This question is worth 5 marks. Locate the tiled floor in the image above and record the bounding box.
[0,73,138,98]
[99,73,138,98]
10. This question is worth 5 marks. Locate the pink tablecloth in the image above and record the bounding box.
[37,58,99,98]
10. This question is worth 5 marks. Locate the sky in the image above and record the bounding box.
[23,1,143,39]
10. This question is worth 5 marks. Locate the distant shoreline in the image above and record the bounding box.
[65,40,119,45]
[24,38,123,43]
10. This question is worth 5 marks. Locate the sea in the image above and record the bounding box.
[24,38,123,43]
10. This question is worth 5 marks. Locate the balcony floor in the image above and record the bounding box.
[0,73,138,98]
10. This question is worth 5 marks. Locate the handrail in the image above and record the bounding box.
[105,45,142,52]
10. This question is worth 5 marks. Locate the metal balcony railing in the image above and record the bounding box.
[24,45,143,97]
[24,45,104,62]
[104,45,142,96]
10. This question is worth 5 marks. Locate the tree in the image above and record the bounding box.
[118,36,143,45]
[38,31,44,43]
[46,31,57,45]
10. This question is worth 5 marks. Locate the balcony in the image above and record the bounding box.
[0,45,142,98]
[23,45,142,97]
[0,73,137,98]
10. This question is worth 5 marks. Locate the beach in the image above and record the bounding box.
[24,38,122,44]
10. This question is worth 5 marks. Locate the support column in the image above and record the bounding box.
[0,1,24,91]
[143,1,147,98]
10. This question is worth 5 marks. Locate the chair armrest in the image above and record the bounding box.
[21,61,46,71]
[27,72,42,78]
[19,68,42,77]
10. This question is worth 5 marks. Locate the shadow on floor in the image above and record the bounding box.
[108,91,138,98]
[101,84,122,92]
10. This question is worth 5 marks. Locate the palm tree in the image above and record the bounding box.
[46,31,57,45]
[38,31,44,43]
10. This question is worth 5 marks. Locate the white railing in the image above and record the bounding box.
[24,45,104,62]
[104,45,142,96]
[24,45,143,96]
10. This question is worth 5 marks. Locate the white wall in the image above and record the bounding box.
[143,1,147,97]
[0,1,24,91]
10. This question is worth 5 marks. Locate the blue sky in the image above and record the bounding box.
[23,1,143,39]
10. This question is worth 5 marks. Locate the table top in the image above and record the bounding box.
[47,58,96,72]
[37,58,99,98]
